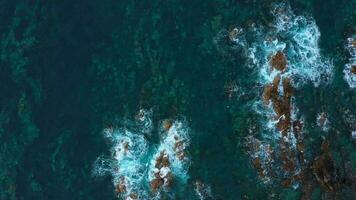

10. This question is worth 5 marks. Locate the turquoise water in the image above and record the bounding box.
[0,0,355,199]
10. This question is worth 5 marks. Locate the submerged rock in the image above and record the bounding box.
[194,181,213,200]
[311,142,340,192]
[229,27,242,42]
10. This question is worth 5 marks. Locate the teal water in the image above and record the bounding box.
[0,0,355,199]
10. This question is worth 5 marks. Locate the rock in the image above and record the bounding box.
[162,120,172,130]
[317,112,328,128]
[311,141,339,192]
[281,179,292,187]
[351,39,356,48]
[150,177,164,192]
[262,84,273,105]
[351,65,356,74]
[229,28,240,41]
[151,151,174,192]
[115,177,127,194]
[270,51,287,71]
[123,141,129,155]
[155,152,170,169]
[129,193,138,200]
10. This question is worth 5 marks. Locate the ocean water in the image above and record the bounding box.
[0,0,355,200]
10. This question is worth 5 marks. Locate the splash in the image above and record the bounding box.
[343,35,356,88]
[93,110,191,199]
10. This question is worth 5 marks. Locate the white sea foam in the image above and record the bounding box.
[343,35,356,88]
[103,127,150,199]
[352,131,356,140]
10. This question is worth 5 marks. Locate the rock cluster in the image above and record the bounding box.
[250,51,306,187]
[150,152,173,192]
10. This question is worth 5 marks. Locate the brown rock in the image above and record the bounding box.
[351,39,356,48]
[165,172,174,187]
[115,177,127,194]
[281,179,292,187]
[174,140,184,151]
[283,78,293,99]
[270,51,287,71]
[150,178,164,192]
[292,120,302,135]
[272,74,281,89]
[252,157,262,170]
[283,160,295,172]
[155,152,170,169]
[229,28,239,41]
[351,65,356,74]
[262,84,273,105]
[162,120,172,130]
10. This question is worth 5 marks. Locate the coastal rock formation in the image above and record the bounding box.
[95,110,191,199]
